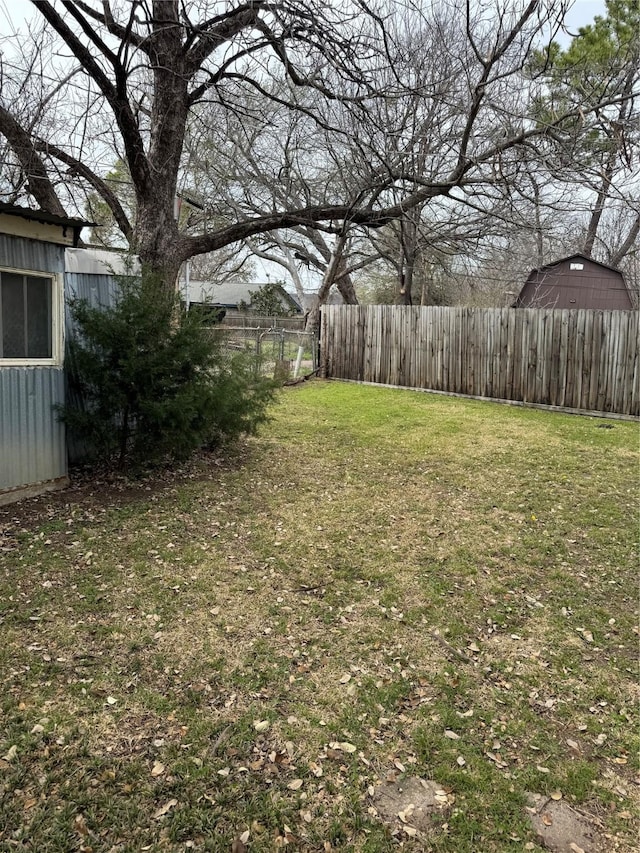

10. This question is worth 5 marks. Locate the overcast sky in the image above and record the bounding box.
[0,0,610,36]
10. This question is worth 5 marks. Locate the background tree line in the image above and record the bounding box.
[0,0,637,317]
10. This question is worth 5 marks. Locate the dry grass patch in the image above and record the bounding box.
[0,381,638,852]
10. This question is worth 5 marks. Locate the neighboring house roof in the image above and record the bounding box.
[186,280,300,312]
[298,290,345,313]
[515,253,634,311]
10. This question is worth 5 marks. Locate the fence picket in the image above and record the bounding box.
[321,306,638,416]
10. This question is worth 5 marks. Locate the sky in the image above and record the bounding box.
[0,0,613,288]
[559,0,608,38]
[0,0,610,36]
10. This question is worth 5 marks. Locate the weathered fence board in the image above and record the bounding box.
[320,306,639,417]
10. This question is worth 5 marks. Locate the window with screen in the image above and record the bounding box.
[0,270,54,360]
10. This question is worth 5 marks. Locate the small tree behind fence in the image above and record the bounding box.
[321,305,639,416]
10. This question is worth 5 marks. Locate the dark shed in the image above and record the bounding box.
[514,254,634,310]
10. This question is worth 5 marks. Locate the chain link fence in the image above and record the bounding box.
[214,325,318,380]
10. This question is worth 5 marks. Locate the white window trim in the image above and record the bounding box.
[0,266,64,367]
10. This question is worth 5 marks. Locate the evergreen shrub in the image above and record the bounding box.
[60,273,277,469]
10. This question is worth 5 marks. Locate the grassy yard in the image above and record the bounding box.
[0,382,638,852]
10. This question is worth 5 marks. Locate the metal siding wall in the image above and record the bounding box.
[64,272,118,319]
[0,233,65,274]
[64,272,119,465]
[0,234,67,495]
[0,367,66,491]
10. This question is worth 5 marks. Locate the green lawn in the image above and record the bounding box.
[1,382,638,852]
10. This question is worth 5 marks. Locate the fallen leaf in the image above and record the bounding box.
[106,696,117,706]
[569,844,586,853]
[2,745,17,762]
[338,742,357,753]
[542,813,553,826]
[397,804,414,823]
[444,730,460,740]
[218,767,230,777]
[151,761,165,777]
[74,814,89,835]
[339,673,351,684]
[253,720,270,733]
[288,779,304,790]
[550,790,562,800]
[456,756,466,766]
[536,765,550,774]
[239,830,250,843]
[153,799,178,819]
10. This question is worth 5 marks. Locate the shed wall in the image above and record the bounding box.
[0,233,65,275]
[517,258,632,310]
[0,367,67,496]
[65,271,118,318]
[0,234,68,501]
[64,271,119,465]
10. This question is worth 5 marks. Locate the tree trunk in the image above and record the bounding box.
[610,213,640,269]
[134,200,183,293]
[304,234,349,333]
[396,217,416,305]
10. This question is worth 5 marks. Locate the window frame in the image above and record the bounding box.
[0,266,64,366]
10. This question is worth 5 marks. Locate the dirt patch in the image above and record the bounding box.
[371,776,453,838]
[525,792,609,852]
[0,446,244,535]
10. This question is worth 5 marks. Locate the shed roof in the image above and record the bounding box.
[526,253,623,278]
[515,253,634,311]
[0,201,92,230]
[0,201,93,248]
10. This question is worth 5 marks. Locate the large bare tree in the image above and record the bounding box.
[1,0,635,295]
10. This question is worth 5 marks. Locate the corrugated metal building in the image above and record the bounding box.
[64,248,137,464]
[515,254,634,310]
[0,203,88,505]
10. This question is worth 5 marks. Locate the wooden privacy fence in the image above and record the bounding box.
[320,305,639,417]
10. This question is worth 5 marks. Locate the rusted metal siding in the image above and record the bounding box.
[0,366,67,495]
[516,256,633,310]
